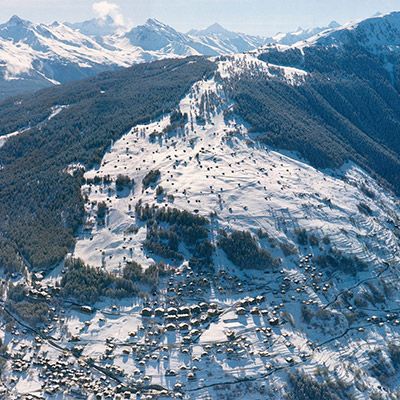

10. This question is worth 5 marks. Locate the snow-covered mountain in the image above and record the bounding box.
[0,16,255,98]
[188,22,267,53]
[124,18,193,53]
[66,15,122,37]
[122,18,267,56]
[271,20,340,45]
[0,15,344,100]
[4,10,400,103]
[0,15,136,99]
[301,11,400,53]
[258,10,400,80]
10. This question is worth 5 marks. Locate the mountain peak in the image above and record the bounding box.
[205,22,228,34]
[328,20,340,29]
[101,15,115,24]
[0,15,36,43]
[145,18,169,28]
[190,22,230,36]
[6,15,31,27]
[67,15,120,37]
[125,18,185,52]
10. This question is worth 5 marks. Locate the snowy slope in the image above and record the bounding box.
[1,42,400,400]
[69,63,400,399]
[74,60,397,273]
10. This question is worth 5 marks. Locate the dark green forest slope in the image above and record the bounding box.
[227,44,400,192]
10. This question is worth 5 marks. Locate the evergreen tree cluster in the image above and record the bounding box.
[60,258,166,304]
[116,174,134,192]
[287,372,341,400]
[6,283,50,326]
[315,249,368,275]
[0,237,23,275]
[136,203,214,270]
[142,169,161,189]
[218,230,277,270]
[169,109,188,127]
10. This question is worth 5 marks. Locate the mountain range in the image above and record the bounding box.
[0,15,339,99]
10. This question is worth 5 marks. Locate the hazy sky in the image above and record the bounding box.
[1,0,400,36]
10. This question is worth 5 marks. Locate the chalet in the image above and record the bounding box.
[166,323,176,331]
[187,372,196,380]
[226,330,235,340]
[154,307,165,316]
[141,308,153,317]
[179,323,189,331]
[167,307,178,316]
[178,306,191,315]
[236,307,246,315]
[80,306,94,314]
[269,318,279,326]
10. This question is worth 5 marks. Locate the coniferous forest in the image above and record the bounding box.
[226,43,400,193]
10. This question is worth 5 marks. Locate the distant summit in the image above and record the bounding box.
[5,15,29,26]
[124,18,189,52]
[271,21,341,45]
[0,15,34,42]
[67,15,122,37]
[189,23,230,36]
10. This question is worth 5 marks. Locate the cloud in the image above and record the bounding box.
[92,1,124,26]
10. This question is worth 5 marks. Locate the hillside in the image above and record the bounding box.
[0,57,215,270]
[248,13,400,192]
[0,11,400,400]
[0,10,399,295]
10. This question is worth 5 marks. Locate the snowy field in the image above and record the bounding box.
[75,70,399,275]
